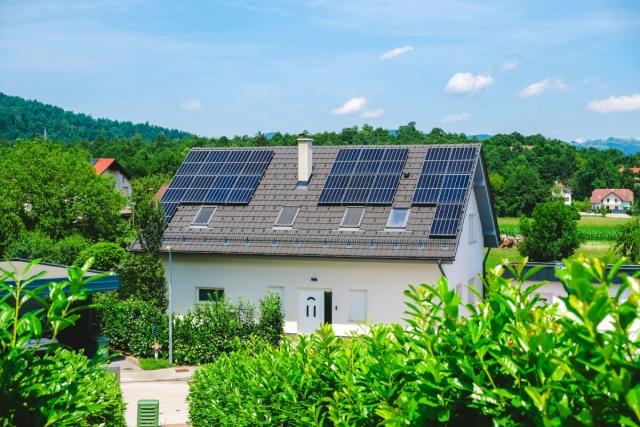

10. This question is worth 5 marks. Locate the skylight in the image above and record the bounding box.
[340,207,365,228]
[274,206,300,227]
[386,208,410,229]
[192,206,216,226]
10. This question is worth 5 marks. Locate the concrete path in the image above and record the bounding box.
[108,357,195,427]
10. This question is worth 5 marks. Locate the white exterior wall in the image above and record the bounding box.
[106,170,131,197]
[162,192,487,335]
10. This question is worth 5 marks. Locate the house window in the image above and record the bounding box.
[468,213,477,244]
[341,207,365,228]
[386,208,410,229]
[274,206,300,227]
[349,290,367,322]
[197,287,224,303]
[192,206,216,226]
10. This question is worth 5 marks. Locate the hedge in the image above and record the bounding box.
[188,257,640,427]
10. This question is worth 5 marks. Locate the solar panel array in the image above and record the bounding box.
[161,149,273,221]
[411,146,478,238]
[318,148,408,205]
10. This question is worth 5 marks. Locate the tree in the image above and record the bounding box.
[118,254,168,311]
[614,217,640,262]
[0,139,129,253]
[134,197,165,255]
[502,159,549,216]
[74,242,128,271]
[519,202,581,261]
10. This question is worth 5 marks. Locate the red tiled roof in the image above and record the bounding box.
[590,188,634,204]
[618,166,640,174]
[92,158,116,175]
[155,183,169,203]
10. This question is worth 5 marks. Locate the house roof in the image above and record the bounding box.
[590,188,634,203]
[618,166,640,174]
[91,158,131,179]
[150,144,500,261]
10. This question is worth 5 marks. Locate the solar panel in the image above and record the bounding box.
[410,145,479,238]
[161,149,273,222]
[318,147,408,205]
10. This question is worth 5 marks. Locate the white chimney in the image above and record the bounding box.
[297,136,313,185]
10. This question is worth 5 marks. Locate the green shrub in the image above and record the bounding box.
[118,253,168,311]
[172,298,257,365]
[0,260,126,426]
[188,257,640,427]
[95,292,168,358]
[257,293,284,345]
[138,358,172,370]
[519,202,581,261]
[50,233,90,265]
[3,230,54,260]
[75,242,128,271]
[615,217,640,262]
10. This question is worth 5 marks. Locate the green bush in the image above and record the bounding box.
[257,293,284,345]
[3,230,54,260]
[50,233,90,265]
[615,217,640,263]
[75,242,128,271]
[188,257,640,427]
[118,253,168,311]
[0,260,126,426]
[95,292,168,358]
[519,202,581,261]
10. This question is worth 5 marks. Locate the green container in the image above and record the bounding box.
[137,399,159,427]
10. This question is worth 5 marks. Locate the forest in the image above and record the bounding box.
[1,93,639,218]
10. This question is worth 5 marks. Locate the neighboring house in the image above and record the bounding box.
[590,188,634,212]
[91,158,132,197]
[151,138,500,335]
[551,181,572,205]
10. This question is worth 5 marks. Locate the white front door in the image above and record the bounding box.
[298,290,324,333]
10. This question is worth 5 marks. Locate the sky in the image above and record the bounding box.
[1,0,639,141]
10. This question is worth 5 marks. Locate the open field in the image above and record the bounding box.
[485,241,616,270]
[498,215,630,241]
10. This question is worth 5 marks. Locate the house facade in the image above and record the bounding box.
[590,188,634,212]
[156,139,500,335]
[551,181,572,205]
[92,158,132,197]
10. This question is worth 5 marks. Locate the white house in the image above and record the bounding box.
[92,158,132,197]
[551,181,572,205]
[154,138,500,335]
[590,188,634,212]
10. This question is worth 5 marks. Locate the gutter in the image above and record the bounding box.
[482,247,491,298]
[437,259,447,278]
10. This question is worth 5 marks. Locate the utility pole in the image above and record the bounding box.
[167,245,173,365]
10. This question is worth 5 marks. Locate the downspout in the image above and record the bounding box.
[482,247,491,298]
[437,259,447,278]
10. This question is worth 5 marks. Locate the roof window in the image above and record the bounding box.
[192,206,216,226]
[274,206,300,227]
[386,208,410,229]
[341,207,365,228]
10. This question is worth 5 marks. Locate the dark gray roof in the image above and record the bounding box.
[154,144,499,260]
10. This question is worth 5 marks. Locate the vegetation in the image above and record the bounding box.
[74,242,129,271]
[0,92,190,142]
[519,202,582,261]
[95,293,283,364]
[615,217,640,263]
[188,258,640,427]
[498,215,630,241]
[138,358,172,370]
[0,260,126,426]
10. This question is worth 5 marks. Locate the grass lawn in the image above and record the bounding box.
[138,358,172,370]
[485,241,616,270]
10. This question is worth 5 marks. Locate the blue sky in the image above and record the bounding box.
[1,0,639,141]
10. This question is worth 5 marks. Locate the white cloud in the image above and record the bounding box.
[445,72,494,93]
[380,45,414,60]
[587,94,640,113]
[502,59,519,71]
[441,112,471,123]
[332,96,368,115]
[519,79,567,98]
[360,108,384,118]
[180,99,202,111]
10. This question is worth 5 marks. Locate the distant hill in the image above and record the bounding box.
[0,92,191,142]
[568,137,640,155]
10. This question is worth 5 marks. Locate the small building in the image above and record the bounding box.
[0,259,120,355]
[551,181,572,205]
[590,188,634,212]
[92,158,132,197]
[153,138,500,335]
